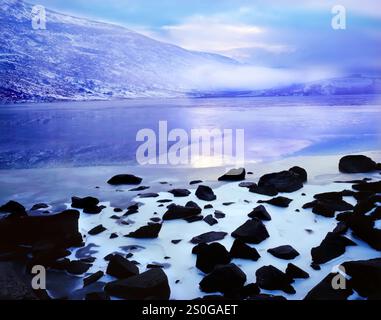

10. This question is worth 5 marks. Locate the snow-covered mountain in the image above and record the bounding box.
[0,0,237,103]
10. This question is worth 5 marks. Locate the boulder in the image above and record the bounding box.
[105,268,170,300]
[199,264,246,294]
[256,265,295,294]
[218,168,246,181]
[249,184,278,197]
[168,189,191,197]
[107,174,142,185]
[163,202,201,220]
[71,196,99,209]
[231,219,270,244]
[203,215,218,226]
[106,254,139,279]
[195,185,216,202]
[285,263,309,279]
[248,205,271,221]
[194,243,231,273]
[88,224,107,236]
[304,273,352,300]
[342,258,381,299]
[289,166,308,182]
[339,155,377,173]
[190,231,228,244]
[311,232,356,265]
[125,223,162,239]
[258,170,305,193]
[229,239,260,261]
[268,245,300,260]
[83,271,104,287]
[214,210,225,219]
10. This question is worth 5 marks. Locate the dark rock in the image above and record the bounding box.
[289,166,308,182]
[199,264,246,294]
[248,205,271,221]
[106,254,139,279]
[104,269,170,300]
[190,231,228,244]
[352,181,381,193]
[241,283,260,298]
[168,189,191,197]
[163,202,201,220]
[339,155,377,173]
[342,258,381,298]
[88,224,107,236]
[332,222,349,234]
[345,214,381,251]
[268,245,300,260]
[125,223,162,239]
[214,210,225,219]
[258,170,304,193]
[204,204,213,209]
[195,185,216,202]
[239,182,256,188]
[0,209,82,248]
[171,239,182,244]
[311,232,356,265]
[139,193,159,198]
[285,263,310,279]
[71,196,99,209]
[218,168,246,181]
[185,215,204,223]
[66,260,92,275]
[85,292,110,300]
[223,202,235,206]
[256,265,295,294]
[157,199,172,203]
[258,196,293,208]
[0,201,26,217]
[129,186,150,192]
[31,203,49,211]
[194,243,231,273]
[230,239,260,261]
[247,294,287,301]
[249,184,278,197]
[107,174,142,185]
[113,208,123,213]
[110,233,118,239]
[203,215,218,226]
[304,273,353,300]
[150,217,161,223]
[231,219,270,244]
[83,205,104,214]
[147,263,165,269]
[124,204,139,216]
[83,271,104,287]
[190,180,203,185]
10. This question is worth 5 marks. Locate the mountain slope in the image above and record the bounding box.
[0,0,237,103]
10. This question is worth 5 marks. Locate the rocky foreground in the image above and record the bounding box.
[1,155,381,300]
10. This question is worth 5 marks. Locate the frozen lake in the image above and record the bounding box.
[0,95,381,169]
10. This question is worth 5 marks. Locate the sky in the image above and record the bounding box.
[34,0,381,75]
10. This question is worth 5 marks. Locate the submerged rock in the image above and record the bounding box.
[107,174,142,185]
[105,268,170,300]
[232,218,269,244]
[195,185,217,202]
[199,264,246,294]
[339,155,377,173]
[218,168,246,181]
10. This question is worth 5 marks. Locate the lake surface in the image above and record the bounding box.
[0,95,380,169]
